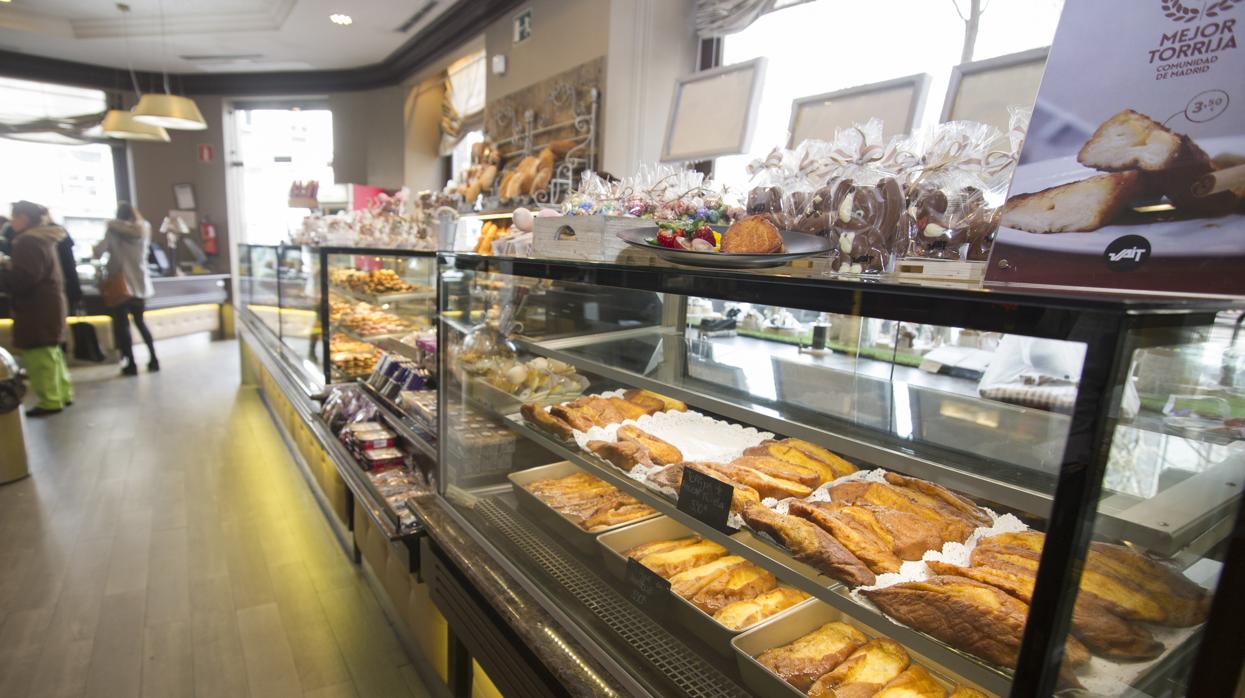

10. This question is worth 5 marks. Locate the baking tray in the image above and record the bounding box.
[732,599,997,697]
[507,460,661,554]
[597,516,814,657]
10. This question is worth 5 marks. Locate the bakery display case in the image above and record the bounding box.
[436,253,1245,697]
[321,247,437,385]
[277,244,323,388]
[239,243,281,337]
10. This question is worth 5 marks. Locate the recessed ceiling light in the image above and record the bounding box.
[329,14,352,26]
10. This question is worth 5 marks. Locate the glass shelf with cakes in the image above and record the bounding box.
[320,247,437,386]
[434,252,1245,698]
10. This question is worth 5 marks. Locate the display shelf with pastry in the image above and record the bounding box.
[734,598,993,698]
[508,461,660,553]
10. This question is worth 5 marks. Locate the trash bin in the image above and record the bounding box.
[0,347,29,484]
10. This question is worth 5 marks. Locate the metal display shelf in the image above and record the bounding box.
[335,325,411,344]
[359,380,438,461]
[329,283,436,307]
[494,411,1014,695]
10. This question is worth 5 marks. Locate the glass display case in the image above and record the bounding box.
[436,253,1244,697]
[240,244,281,337]
[277,245,322,386]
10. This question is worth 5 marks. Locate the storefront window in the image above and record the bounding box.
[0,77,116,257]
[714,0,1064,192]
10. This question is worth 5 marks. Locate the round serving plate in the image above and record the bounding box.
[616,226,831,269]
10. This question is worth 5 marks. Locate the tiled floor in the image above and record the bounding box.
[0,335,429,697]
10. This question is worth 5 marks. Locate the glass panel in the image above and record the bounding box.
[276,245,323,386]
[1048,310,1242,696]
[323,250,436,384]
[439,259,1116,696]
[245,245,281,337]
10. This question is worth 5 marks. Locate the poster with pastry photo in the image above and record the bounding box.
[986,0,1245,296]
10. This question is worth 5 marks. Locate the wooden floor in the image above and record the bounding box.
[0,335,430,698]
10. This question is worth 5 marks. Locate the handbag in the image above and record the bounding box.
[70,321,106,362]
[99,272,131,308]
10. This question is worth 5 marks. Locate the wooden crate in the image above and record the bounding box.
[533,215,656,262]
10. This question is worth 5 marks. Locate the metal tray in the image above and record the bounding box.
[732,600,997,697]
[507,460,660,554]
[596,514,815,656]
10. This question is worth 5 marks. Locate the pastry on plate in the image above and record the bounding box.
[827,481,977,544]
[861,575,1091,672]
[690,563,776,614]
[1077,109,1206,172]
[788,500,903,574]
[616,425,683,466]
[587,439,653,471]
[520,403,575,440]
[704,461,813,500]
[650,462,762,513]
[756,621,867,691]
[623,388,687,412]
[721,215,784,253]
[729,455,821,488]
[741,503,875,586]
[712,586,808,630]
[1001,172,1143,233]
[743,440,853,485]
[806,638,909,698]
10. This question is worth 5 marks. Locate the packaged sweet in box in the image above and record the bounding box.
[350,429,397,451]
[361,447,405,472]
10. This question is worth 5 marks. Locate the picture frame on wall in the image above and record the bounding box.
[787,73,931,146]
[661,58,768,163]
[941,47,1049,134]
[173,183,196,210]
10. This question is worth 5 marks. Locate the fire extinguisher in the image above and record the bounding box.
[200,215,218,255]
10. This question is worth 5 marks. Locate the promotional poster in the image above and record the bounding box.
[986,0,1244,296]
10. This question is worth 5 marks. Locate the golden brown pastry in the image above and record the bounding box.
[623,536,700,562]
[756,621,867,691]
[638,540,727,578]
[549,403,599,431]
[925,560,1164,662]
[828,481,975,543]
[875,664,947,698]
[882,472,991,528]
[587,439,653,471]
[831,504,944,561]
[788,500,903,574]
[743,440,845,485]
[690,563,776,614]
[602,397,653,422]
[713,586,808,630]
[526,472,612,501]
[520,403,575,440]
[781,438,858,478]
[668,555,748,599]
[721,214,784,253]
[619,389,666,415]
[704,461,813,500]
[862,576,1091,671]
[623,388,687,412]
[807,638,909,698]
[972,544,1165,623]
[741,503,875,586]
[651,462,762,513]
[948,687,989,698]
[1088,542,1210,627]
[616,425,683,466]
[729,455,820,488]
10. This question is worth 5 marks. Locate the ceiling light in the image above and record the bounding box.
[102,109,171,141]
[330,14,353,26]
[132,94,207,130]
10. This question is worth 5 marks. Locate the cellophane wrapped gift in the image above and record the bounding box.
[810,119,912,274]
[896,117,1021,262]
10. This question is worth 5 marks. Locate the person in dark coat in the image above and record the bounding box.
[0,200,73,416]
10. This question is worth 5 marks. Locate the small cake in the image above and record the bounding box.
[721,215,784,253]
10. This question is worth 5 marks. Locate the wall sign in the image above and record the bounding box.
[986,0,1245,297]
[513,8,532,44]
[197,144,215,164]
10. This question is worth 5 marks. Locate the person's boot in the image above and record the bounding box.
[26,406,63,417]
[148,358,160,373]
[121,361,139,376]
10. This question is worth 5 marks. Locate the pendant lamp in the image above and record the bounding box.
[131,0,207,131]
[133,94,206,130]
[102,109,171,141]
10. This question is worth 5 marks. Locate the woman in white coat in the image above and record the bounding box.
[95,202,158,375]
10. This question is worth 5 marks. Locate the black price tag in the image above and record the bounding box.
[677,466,734,532]
[625,557,671,613]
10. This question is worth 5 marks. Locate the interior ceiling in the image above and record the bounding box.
[0,0,455,73]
